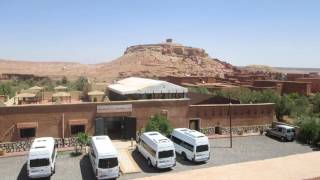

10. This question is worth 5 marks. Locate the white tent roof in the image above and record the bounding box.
[108,77,188,95]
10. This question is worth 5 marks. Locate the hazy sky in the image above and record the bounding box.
[1,0,320,67]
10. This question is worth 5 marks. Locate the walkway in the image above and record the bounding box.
[133,151,320,180]
[112,140,142,174]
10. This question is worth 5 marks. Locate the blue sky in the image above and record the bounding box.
[1,0,320,67]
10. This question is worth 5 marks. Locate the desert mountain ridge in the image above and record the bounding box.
[0,39,234,82]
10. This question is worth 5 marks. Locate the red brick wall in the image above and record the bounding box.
[188,103,275,128]
[282,82,311,96]
[0,100,275,142]
[0,100,189,142]
[295,78,320,93]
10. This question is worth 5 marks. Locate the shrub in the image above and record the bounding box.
[145,114,173,136]
[76,132,90,154]
[295,115,320,146]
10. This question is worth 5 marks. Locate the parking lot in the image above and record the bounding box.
[0,136,314,180]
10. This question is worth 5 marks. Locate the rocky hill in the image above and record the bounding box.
[0,39,234,82]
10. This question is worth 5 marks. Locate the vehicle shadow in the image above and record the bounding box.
[17,162,28,180]
[17,162,51,180]
[265,134,291,143]
[80,155,95,180]
[175,153,206,166]
[131,149,172,173]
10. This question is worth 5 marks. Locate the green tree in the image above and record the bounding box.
[312,93,320,115]
[0,82,13,97]
[286,93,310,117]
[295,115,320,146]
[61,76,68,85]
[73,76,89,91]
[275,95,294,120]
[189,87,211,95]
[76,132,90,153]
[145,114,173,135]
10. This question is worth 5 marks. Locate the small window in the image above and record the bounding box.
[98,158,118,169]
[158,150,174,159]
[20,128,36,138]
[70,125,85,135]
[196,145,209,152]
[30,158,50,167]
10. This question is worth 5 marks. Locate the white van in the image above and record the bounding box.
[137,131,176,169]
[89,136,120,180]
[170,128,210,162]
[27,137,57,179]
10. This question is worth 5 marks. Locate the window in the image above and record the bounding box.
[196,145,209,152]
[171,135,194,152]
[141,140,156,157]
[158,150,174,159]
[30,158,50,167]
[182,141,194,152]
[70,125,85,135]
[98,158,118,169]
[20,128,36,138]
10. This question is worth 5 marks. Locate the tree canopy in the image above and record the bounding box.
[145,114,173,136]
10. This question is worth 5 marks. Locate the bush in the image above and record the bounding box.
[145,114,173,136]
[295,115,320,146]
[76,132,90,154]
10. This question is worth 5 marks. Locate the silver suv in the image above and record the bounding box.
[266,125,295,141]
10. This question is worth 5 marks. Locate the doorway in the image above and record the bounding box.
[189,119,200,131]
[95,116,136,139]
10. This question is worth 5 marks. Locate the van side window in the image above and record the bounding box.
[141,139,156,157]
[172,135,194,152]
[171,136,182,144]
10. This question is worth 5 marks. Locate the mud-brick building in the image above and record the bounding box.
[160,76,217,86]
[0,99,275,142]
[253,80,311,96]
[295,78,320,93]
[188,103,274,134]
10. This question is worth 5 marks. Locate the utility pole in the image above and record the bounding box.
[229,94,233,148]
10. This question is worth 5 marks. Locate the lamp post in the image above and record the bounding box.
[229,94,233,148]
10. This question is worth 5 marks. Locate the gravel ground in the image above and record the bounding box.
[0,136,314,180]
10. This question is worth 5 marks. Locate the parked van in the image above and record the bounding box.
[27,137,57,179]
[266,124,295,141]
[89,136,120,180]
[170,128,210,162]
[137,131,176,169]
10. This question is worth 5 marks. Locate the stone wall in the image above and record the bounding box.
[220,124,271,135]
[0,137,78,153]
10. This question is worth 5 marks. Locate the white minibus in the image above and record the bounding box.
[170,128,210,162]
[137,131,176,169]
[89,136,120,180]
[27,137,57,179]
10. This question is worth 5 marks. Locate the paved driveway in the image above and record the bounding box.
[0,136,314,180]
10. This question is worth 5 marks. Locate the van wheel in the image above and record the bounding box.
[147,159,152,167]
[182,152,187,161]
[281,136,285,142]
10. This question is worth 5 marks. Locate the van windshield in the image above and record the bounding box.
[30,158,50,167]
[158,150,174,159]
[196,145,209,152]
[98,158,118,169]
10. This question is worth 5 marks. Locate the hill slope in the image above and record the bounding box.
[0,41,234,82]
